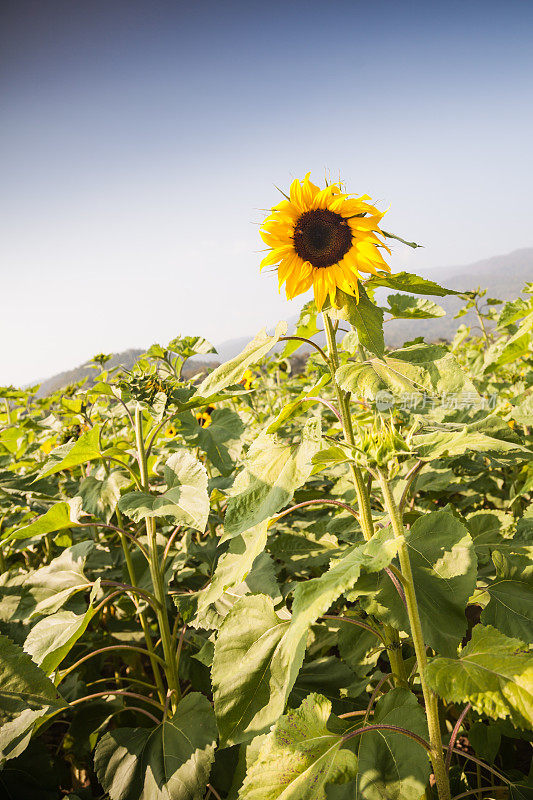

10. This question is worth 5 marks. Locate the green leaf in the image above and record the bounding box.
[425,624,533,729]
[94,692,217,800]
[385,293,445,319]
[223,418,322,539]
[213,531,395,746]
[330,287,385,358]
[0,633,65,723]
[38,426,103,477]
[267,374,330,435]
[196,408,244,476]
[238,694,356,800]
[364,271,462,297]
[212,594,305,747]
[5,498,87,543]
[196,521,268,625]
[24,582,100,675]
[0,708,47,764]
[356,688,430,800]
[78,470,129,523]
[481,552,533,642]
[336,343,478,402]
[360,511,477,657]
[197,322,287,398]
[119,450,209,531]
[282,301,319,358]
[467,721,501,762]
[414,427,531,460]
[20,540,94,619]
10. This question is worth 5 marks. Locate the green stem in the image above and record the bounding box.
[323,311,408,687]
[378,468,451,800]
[134,404,180,710]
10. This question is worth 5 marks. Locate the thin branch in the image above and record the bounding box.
[79,522,150,560]
[445,747,511,785]
[364,673,394,721]
[272,499,359,525]
[279,335,329,363]
[445,703,472,771]
[321,615,385,644]
[110,705,160,725]
[68,690,165,712]
[452,788,508,800]
[162,525,182,563]
[100,580,159,609]
[59,644,167,679]
[304,396,343,423]
[399,460,424,513]
[206,784,223,800]
[342,723,431,751]
[384,567,408,609]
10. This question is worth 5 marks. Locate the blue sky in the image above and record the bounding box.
[1,0,532,385]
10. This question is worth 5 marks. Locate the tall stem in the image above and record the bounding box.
[378,469,451,800]
[134,404,181,710]
[322,311,407,687]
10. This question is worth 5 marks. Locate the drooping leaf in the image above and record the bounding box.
[213,531,395,746]
[38,425,103,478]
[364,271,462,297]
[385,293,445,319]
[330,287,385,358]
[196,521,268,625]
[223,418,322,539]
[0,633,65,723]
[336,343,478,402]
[119,450,209,531]
[0,708,47,764]
[196,322,287,399]
[196,408,245,476]
[356,688,431,800]
[238,694,356,800]
[212,594,304,747]
[94,692,217,800]
[24,582,100,675]
[78,470,129,523]
[5,498,87,543]
[425,624,533,729]
[360,511,477,657]
[481,552,533,642]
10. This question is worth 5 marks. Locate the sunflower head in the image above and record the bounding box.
[196,405,215,428]
[260,174,391,310]
[240,369,254,391]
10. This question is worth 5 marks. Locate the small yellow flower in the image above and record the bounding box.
[165,425,177,438]
[196,406,214,428]
[240,369,254,391]
[260,174,391,310]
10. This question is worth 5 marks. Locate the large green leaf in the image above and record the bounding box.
[24,582,100,675]
[94,692,217,800]
[238,694,356,800]
[360,511,477,657]
[78,470,129,523]
[196,322,287,398]
[385,293,445,319]
[212,531,395,746]
[330,287,385,358]
[119,450,209,531]
[356,688,430,800]
[223,418,321,539]
[196,521,268,625]
[336,343,478,402]
[425,624,533,729]
[212,594,304,747]
[5,498,87,543]
[481,552,533,641]
[0,708,47,764]
[38,425,103,478]
[0,633,65,723]
[364,271,462,297]
[196,408,244,476]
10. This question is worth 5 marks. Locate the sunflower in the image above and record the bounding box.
[196,405,214,428]
[260,174,391,310]
[240,369,254,391]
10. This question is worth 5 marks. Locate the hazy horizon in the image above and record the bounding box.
[2,1,533,385]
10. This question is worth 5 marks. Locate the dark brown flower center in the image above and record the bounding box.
[293,209,352,268]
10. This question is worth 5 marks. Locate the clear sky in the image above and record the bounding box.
[1,0,532,386]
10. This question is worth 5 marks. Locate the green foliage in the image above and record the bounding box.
[238,694,356,800]
[94,692,217,800]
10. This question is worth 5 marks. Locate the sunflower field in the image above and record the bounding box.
[1,178,532,800]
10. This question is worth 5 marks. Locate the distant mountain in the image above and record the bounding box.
[33,248,531,395]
